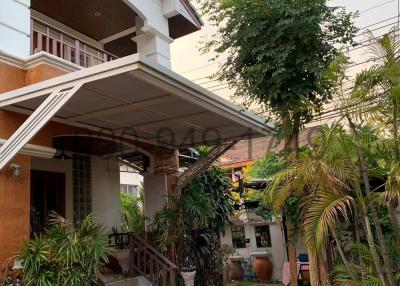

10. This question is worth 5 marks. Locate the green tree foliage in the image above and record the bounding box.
[199,0,357,130]
[185,165,233,235]
[198,3,357,282]
[20,214,109,286]
[247,152,285,179]
[264,125,400,285]
[120,186,145,233]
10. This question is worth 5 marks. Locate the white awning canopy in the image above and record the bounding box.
[0,54,275,169]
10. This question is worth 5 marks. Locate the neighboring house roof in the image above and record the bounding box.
[219,126,321,169]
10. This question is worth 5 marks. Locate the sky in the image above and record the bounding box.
[169,0,399,125]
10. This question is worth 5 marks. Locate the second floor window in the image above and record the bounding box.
[121,184,139,197]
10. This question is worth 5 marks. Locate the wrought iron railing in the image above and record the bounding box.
[31,18,116,68]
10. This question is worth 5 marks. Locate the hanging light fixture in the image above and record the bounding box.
[54,150,72,160]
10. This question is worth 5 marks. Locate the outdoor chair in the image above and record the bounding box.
[298,264,310,286]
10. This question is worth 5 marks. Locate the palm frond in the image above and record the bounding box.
[303,191,354,251]
[385,161,400,201]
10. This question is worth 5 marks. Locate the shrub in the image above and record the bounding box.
[20,213,109,286]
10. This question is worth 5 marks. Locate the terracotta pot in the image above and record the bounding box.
[252,256,273,282]
[228,258,244,281]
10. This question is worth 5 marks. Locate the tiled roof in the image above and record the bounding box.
[219,126,320,167]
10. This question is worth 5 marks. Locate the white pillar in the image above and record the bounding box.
[132,16,173,69]
[91,157,122,232]
[143,172,168,229]
[0,0,31,58]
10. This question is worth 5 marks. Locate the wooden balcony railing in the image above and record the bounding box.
[31,18,117,68]
[129,233,177,286]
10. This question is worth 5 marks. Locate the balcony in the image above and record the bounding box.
[31,18,117,68]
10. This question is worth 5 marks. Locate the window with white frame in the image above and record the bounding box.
[121,184,139,197]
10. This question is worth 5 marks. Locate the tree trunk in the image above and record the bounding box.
[287,222,299,286]
[347,116,393,286]
[388,198,400,243]
[283,115,301,286]
[364,215,387,286]
[308,246,320,286]
[330,227,356,281]
[317,254,331,286]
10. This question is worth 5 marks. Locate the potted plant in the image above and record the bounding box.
[181,256,197,286]
[215,244,240,286]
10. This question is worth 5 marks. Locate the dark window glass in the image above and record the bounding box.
[232,225,246,248]
[255,225,272,248]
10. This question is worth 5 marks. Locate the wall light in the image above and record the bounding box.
[10,163,22,178]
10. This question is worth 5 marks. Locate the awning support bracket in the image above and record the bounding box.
[0,84,82,170]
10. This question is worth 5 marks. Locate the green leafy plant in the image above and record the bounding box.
[247,152,285,180]
[120,185,145,232]
[151,164,233,286]
[20,213,110,286]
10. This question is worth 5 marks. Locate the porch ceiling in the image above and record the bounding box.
[0,54,275,153]
[31,0,137,41]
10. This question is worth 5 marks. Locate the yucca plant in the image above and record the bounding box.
[20,213,110,286]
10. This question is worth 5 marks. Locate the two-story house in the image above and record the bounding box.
[0,1,274,283]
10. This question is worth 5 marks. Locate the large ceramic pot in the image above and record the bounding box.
[251,253,273,282]
[228,257,244,281]
[181,270,196,286]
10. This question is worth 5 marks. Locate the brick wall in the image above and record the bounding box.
[0,155,31,264]
[0,62,65,265]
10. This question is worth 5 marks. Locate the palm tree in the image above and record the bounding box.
[322,50,398,286]
[352,28,400,243]
[263,125,394,286]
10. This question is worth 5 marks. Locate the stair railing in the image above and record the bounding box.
[128,233,177,286]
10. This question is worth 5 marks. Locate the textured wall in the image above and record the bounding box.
[0,155,31,264]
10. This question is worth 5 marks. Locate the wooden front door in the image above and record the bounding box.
[30,170,66,235]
